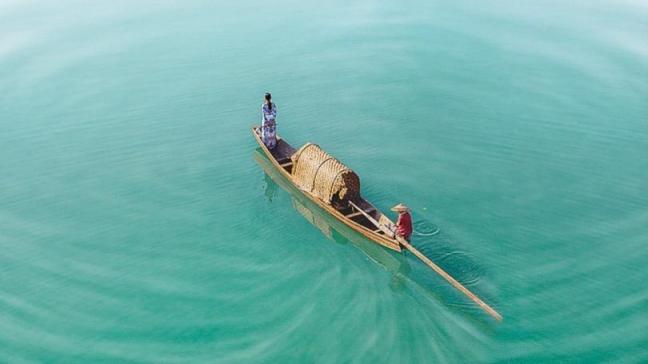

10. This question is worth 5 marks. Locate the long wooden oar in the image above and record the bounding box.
[348,201,503,321]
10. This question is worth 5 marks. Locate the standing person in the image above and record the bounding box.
[261,92,277,149]
[391,203,413,242]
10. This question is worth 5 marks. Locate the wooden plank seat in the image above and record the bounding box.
[276,157,292,164]
[346,206,376,219]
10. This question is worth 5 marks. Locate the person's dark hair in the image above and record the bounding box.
[265,92,272,111]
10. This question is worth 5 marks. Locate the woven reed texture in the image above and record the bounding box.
[291,143,360,204]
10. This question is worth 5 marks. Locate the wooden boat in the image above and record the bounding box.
[251,126,503,321]
[253,149,403,275]
[251,126,402,252]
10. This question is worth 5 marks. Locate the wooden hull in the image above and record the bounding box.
[253,150,403,273]
[251,126,402,252]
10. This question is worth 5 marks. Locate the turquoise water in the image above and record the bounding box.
[1,0,647,362]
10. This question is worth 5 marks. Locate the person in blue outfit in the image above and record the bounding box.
[261,92,277,149]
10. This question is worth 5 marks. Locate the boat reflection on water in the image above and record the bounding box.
[253,149,409,280]
[263,173,277,203]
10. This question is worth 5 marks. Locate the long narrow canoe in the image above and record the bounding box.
[251,126,503,321]
[251,126,402,252]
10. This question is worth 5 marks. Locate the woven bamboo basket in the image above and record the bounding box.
[290,143,360,204]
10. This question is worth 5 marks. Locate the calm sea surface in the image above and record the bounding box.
[1,0,647,362]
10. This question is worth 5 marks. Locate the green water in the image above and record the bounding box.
[1,0,647,362]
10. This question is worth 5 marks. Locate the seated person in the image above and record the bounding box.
[390,203,412,241]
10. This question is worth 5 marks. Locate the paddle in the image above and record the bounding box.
[348,201,503,321]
